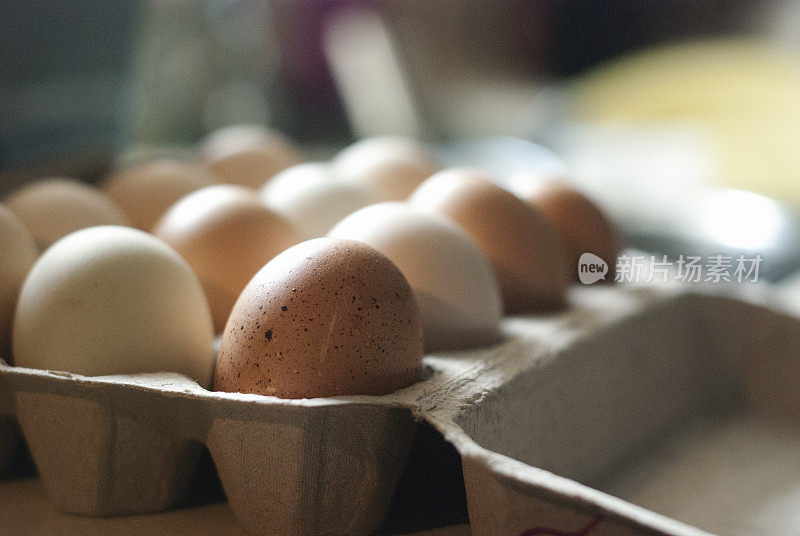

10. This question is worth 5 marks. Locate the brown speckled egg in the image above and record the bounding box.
[409,168,569,314]
[153,184,301,332]
[3,178,129,250]
[514,177,621,282]
[332,136,438,201]
[214,237,423,398]
[201,125,303,188]
[102,159,217,231]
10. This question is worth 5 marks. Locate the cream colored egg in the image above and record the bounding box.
[4,178,128,249]
[0,205,38,359]
[329,202,503,351]
[260,163,375,238]
[201,125,303,188]
[261,162,333,197]
[103,159,216,231]
[332,136,438,201]
[12,226,215,387]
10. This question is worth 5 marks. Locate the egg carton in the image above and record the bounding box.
[1,282,799,536]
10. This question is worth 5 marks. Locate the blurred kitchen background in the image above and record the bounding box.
[3,0,800,279]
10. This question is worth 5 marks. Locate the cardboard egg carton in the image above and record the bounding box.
[1,282,799,536]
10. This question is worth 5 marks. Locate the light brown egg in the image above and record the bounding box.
[201,125,303,188]
[214,237,423,398]
[512,177,622,282]
[3,178,128,250]
[409,168,569,313]
[153,184,301,332]
[102,159,216,231]
[332,136,438,201]
[0,205,38,360]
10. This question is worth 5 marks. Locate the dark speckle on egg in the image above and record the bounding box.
[213,237,423,398]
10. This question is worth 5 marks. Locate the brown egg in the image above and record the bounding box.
[514,178,621,282]
[0,204,38,360]
[201,125,303,188]
[102,159,216,231]
[153,184,301,332]
[332,136,438,201]
[214,237,423,398]
[409,168,569,313]
[3,178,128,250]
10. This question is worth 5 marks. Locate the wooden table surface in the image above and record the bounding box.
[0,477,470,536]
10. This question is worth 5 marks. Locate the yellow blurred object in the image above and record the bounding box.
[570,39,800,207]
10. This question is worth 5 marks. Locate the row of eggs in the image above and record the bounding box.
[0,127,620,399]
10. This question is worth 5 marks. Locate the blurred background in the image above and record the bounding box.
[3,0,800,278]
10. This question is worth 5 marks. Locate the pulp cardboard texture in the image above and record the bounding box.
[1,282,800,536]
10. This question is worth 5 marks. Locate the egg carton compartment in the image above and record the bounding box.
[0,364,414,535]
[416,289,800,536]
[0,284,794,535]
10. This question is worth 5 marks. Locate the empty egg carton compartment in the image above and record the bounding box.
[1,284,797,535]
[416,289,800,536]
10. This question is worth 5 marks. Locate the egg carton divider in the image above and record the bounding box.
[1,284,797,535]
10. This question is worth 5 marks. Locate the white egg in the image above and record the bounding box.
[332,136,438,201]
[328,202,503,351]
[201,124,273,156]
[200,125,303,188]
[0,205,38,358]
[261,163,375,238]
[13,226,215,387]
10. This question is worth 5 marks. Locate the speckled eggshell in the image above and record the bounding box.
[214,237,423,398]
[513,176,622,282]
[332,136,438,201]
[409,168,570,314]
[3,178,129,250]
[12,226,215,387]
[260,162,376,238]
[0,205,38,360]
[153,184,301,333]
[201,125,303,188]
[329,202,503,352]
[102,159,217,231]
